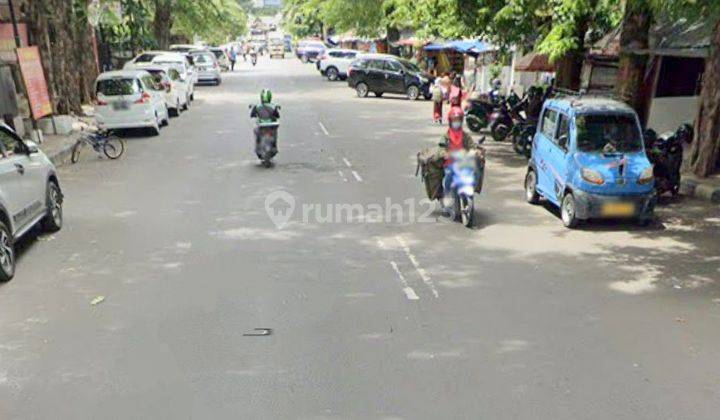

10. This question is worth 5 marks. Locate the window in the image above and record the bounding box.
[384,60,403,72]
[96,78,140,96]
[541,109,558,138]
[146,70,166,85]
[576,114,643,153]
[368,59,385,70]
[655,56,705,97]
[0,128,21,157]
[351,59,368,70]
[168,69,180,81]
[346,52,357,59]
[135,53,158,63]
[398,59,420,73]
[556,114,569,145]
[142,75,161,91]
[329,51,342,58]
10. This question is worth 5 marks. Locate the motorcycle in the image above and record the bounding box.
[443,138,486,228]
[465,96,495,133]
[489,98,516,142]
[646,123,693,197]
[511,118,537,158]
[250,52,258,66]
[249,105,281,167]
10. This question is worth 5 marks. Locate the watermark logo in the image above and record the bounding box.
[265,191,438,228]
[265,190,296,229]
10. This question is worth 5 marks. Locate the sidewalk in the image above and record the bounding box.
[681,174,720,204]
[39,132,78,167]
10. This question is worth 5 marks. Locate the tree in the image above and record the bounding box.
[615,0,653,125]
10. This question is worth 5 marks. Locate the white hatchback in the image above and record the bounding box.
[318,49,363,81]
[132,64,189,116]
[0,123,63,281]
[125,52,197,102]
[94,70,170,135]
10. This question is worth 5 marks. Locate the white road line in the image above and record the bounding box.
[342,157,352,168]
[351,170,363,182]
[396,235,439,298]
[318,121,330,136]
[338,170,348,182]
[390,261,420,301]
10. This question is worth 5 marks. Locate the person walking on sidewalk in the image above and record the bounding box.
[229,47,238,71]
[432,79,444,124]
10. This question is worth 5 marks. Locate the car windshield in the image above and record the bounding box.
[576,114,643,153]
[398,59,420,73]
[211,50,224,58]
[193,54,213,64]
[96,78,140,96]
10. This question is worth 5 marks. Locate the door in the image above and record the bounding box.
[383,60,406,93]
[546,113,570,200]
[339,52,357,74]
[366,59,386,92]
[535,107,559,197]
[0,128,42,233]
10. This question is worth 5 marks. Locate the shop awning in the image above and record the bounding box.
[514,52,554,72]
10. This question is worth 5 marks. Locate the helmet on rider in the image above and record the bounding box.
[448,108,464,131]
[261,89,272,104]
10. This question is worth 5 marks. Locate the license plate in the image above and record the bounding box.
[112,101,129,111]
[601,202,635,217]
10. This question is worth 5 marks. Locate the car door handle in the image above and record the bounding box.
[14,163,24,174]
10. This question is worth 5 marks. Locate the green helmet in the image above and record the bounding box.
[261,89,272,104]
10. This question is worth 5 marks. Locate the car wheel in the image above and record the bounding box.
[0,221,14,282]
[42,181,63,233]
[374,92,383,97]
[525,170,540,204]
[326,67,339,81]
[190,92,195,101]
[406,85,420,101]
[183,96,190,110]
[215,78,222,86]
[561,193,579,228]
[171,100,180,117]
[161,107,170,126]
[301,55,309,63]
[356,83,369,98]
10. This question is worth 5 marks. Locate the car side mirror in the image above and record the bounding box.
[25,140,39,154]
[558,134,568,150]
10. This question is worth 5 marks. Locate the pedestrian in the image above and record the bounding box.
[449,75,466,112]
[242,43,248,62]
[229,47,237,71]
[432,79,444,124]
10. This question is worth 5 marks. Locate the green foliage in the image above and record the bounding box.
[171,0,248,44]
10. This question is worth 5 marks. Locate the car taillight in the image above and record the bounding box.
[135,91,151,104]
[347,68,353,77]
[96,98,108,106]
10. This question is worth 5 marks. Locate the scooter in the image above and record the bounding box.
[443,139,486,228]
[511,118,537,158]
[465,96,495,133]
[647,123,693,197]
[249,105,281,167]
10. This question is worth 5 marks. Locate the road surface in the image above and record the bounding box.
[1,57,719,419]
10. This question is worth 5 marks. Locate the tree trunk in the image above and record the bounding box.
[554,52,584,91]
[615,0,652,125]
[153,0,173,49]
[687,20,720,177]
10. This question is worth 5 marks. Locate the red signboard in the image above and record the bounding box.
[16,47,52,120]
[0,23,28,49]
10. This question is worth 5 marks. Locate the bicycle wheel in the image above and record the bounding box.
[103,137,125,159]
[71,140,85,164]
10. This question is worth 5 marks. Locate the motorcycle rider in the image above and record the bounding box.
[441,107,476,209]
[250,89,280,154]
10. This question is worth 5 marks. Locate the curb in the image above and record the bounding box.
[680,178,720,204]
[46,139,77,168]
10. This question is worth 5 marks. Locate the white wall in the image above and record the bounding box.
[646,96,700,134]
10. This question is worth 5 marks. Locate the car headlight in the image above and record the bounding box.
[581,168,604,185]
[638,166,654,184]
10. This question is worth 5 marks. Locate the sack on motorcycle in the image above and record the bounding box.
[417,147,446,200]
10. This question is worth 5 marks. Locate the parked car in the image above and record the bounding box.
[0,122,63,281]
[189,51,221,85]
[149,53,196,101]
[524,97,656,228]
[94,70,170,135]
[347,54,434,100]
[132,64,188,116]
[209,47,230,71]
[318,49,362,81]
[124,52,197,101]
[268,38,285,58]
[296,40,326,63]
[169,44,203,53]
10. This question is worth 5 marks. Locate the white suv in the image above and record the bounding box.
[318,49,363,81]
[0,123,63,281]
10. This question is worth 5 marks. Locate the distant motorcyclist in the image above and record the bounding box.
[250,89,280,149]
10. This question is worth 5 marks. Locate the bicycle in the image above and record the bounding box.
[71,130,125,163]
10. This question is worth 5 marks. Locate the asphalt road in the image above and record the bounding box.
[1,56,719,420]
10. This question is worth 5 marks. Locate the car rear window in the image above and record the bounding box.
[145,70,167,84]
[135,53,158,63]
[193,54,214,64]
[351,58,369,69]
[211,50,224,58]
[96,78,140,96]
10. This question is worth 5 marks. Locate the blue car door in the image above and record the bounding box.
[546,112,571,202]
[534,108,558,197]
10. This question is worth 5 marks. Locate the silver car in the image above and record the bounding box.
[190,51,222,85]
[0,123,63,281]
